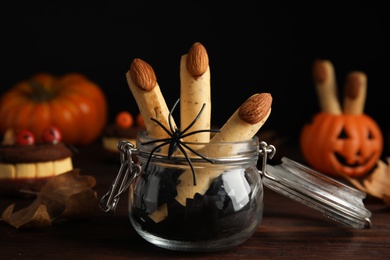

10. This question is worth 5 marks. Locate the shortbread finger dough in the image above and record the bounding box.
[126,58,177,140]
[343,71,367,115]
[180,43,211,144]
[313,59,342,114]
[175,93,272,206]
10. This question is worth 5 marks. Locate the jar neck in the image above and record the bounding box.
[135,131,260,164]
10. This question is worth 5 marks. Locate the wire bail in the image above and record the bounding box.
[99,140,141,213]
[258,141,276,180]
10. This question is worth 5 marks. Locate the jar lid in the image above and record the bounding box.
[262,157,372,229]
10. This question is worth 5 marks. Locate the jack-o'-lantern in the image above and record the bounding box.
[300,112,383,177]
[300,59,384,177]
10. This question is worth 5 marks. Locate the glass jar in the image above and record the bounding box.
[101,131,272,252]
[100,131,372,252]
[131,132,268,252]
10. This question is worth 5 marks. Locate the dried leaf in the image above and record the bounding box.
[1,200,51,229]
[1,169,97,229]
[343,158,390,206]
[39,169,97,220]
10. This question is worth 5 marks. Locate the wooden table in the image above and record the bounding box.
[1,143,389,259]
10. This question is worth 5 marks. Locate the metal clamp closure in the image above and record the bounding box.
[99,140,141,213]
[257,141,276,180]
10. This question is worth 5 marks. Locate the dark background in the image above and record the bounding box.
[1,1,389,151]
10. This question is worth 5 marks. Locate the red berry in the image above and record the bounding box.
[15,129,35,145]
[42,126,62,143]
[136,113,146,128]
[116,111,134,128]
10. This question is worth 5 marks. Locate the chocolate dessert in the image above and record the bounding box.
[0,130,74,197]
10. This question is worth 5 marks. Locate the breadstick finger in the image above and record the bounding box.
[174,93,272,208]
[126,58,176,140]
[210,93,272,144]
[313,59,342,114]
[180,42,211,143]
[343,71,367,115]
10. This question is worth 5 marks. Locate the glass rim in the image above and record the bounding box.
[137,130,260,145]
[133,130,261,163]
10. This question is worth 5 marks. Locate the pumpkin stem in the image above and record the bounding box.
[29,80,54,102]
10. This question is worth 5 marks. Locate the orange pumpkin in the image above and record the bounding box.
[300,112,383,177]
[0,73,108,145]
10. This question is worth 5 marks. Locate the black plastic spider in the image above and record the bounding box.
[141,98,220,186]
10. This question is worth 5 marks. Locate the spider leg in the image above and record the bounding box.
[142,141,171,172]
[150,117,173,136]
[141,99,219,187]
[142,137,178,158]
[181,103,206,136]
[146,111,181,160]
[176,143,197,186]
[179,141,215,164]
[168,98,180,133]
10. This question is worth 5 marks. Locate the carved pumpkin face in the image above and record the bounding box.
[300,112,383,177]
